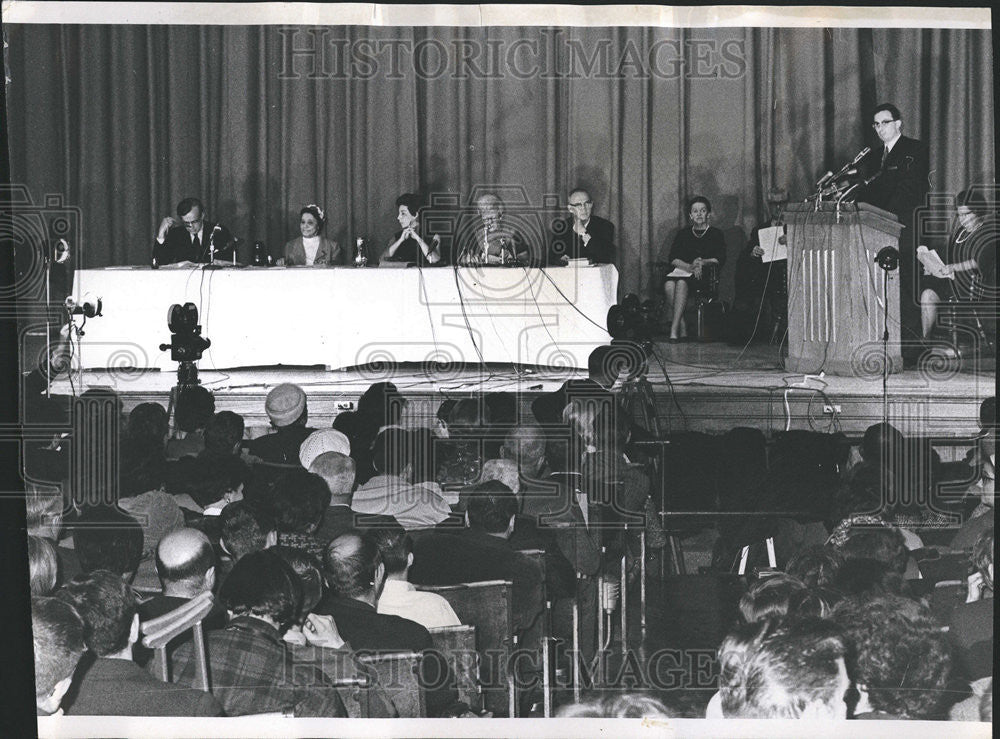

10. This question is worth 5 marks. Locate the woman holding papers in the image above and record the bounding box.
[663,196,727,341]
[919,188,996,340]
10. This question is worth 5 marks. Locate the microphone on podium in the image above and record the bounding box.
[850,145,872,165]
[816,171,835,188]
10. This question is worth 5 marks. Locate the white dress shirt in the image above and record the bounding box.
[376,579,462,629]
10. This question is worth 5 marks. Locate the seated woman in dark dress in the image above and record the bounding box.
[663,195,727,341]
[382,193,441,266]
[920,188,996,343]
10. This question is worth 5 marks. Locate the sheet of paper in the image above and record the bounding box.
[916,245,953,279]
[666,267,692,278]
[759,226,787,263]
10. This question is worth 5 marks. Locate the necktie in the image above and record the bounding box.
[881,146,889,168]
[192,234,201,259]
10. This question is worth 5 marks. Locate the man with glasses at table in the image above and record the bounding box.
[858,103,930,350]
[549,187,616,265]
[153,196,233,265]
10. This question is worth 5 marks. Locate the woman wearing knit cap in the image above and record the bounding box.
[284,204,342,266]
[246,383,316,465]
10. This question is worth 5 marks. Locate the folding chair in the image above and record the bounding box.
[357,650,427,718]
[140,590,214,691]
[428,624,481,712]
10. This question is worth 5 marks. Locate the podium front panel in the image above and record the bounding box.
[784,203,903,376]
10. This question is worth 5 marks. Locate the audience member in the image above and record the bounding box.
[409,482,544,633]
[351,428,453,530]
[365,524,461,629]
[784,546,843,589]
[29,534,59,596]
[218,501,277,564]
[247,383,315,465]
[57,570,223,716]
[947,527,993,690]
[119,402,169,497]
[299,428,351,469]
[174,551,347,717]
[832,594,954,719]
[738,575,809,624]
[166,385,215,460]
[72,505,144,581]
[717,617,850,719]
[309,451,358,544]
[140,528,223,622]
[32,596,86,716]
[557,692,673,719]
[333,381,406,485]
[268,469,332,559]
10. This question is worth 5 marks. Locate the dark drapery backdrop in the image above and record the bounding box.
[6,25,994,299]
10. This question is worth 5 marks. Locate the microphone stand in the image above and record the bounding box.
[881,265,891,424]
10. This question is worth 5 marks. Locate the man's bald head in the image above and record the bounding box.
[155,528,215,595]
[309,451,356,505]
[503,424,547,477]
[323,531,383,600]
[480,458,521,495]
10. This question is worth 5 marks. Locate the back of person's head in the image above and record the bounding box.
[125,402,168,443]
[972,526,994,592]
[563,399,598,447]
[265,383,308,428]
[155,528,215,591]
[299,429,351,469]
[56,569,137,656]
[839,526,908,575]
[364,523,412,576]
[220,501,275,560]
[220,550,302,628]
[502,424,547,477]
[269,546,325,619]
[436,399,457,428]
[72,505,144,578]
[478,458,521,496]
[465,480,518,534]
[174,385,215,433]
[31,596,86,714]
[838,462,890,522]
[324,532,382,598]
[831,594,953,719]
[371,427,413,478]
[979,397,996,433]
[448,398,489,435]
[29,534,59,596]
[718,617,849,719]
[203,411,245,454]
[739,575,809,624]
[593,404,631,452]
[785,546,843,589]
[309,451,356,503]
[25,483,65,540]
[557,692,673,718]
[831,557,904,597]
[269,469,332,534]
[358,381,404,427]
[169,455,247,509]
[861,422,906,465]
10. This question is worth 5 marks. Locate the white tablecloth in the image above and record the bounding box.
[70,265,617,371]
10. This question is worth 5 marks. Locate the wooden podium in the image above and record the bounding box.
[784,202,904,376]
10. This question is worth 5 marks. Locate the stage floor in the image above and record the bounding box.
[45,341,993,438]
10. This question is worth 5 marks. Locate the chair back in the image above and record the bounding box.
[357,650,426,718]
[416,580,515,716]
[140,590,214,691]
[428,624,481,711]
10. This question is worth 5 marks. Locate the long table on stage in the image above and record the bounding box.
[70,264,617,371]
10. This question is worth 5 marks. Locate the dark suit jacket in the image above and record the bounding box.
[409,527,544,632]
[154,222,234,265]
[314,505,358,545]
[860,135,930,226]
[550,214,616,264]
[246,425,315,466]
[63,656,223,716]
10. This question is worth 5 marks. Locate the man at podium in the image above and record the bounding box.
[858,103,930,350]
[153,197,233,265]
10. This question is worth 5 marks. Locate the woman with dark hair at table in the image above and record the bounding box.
[284,204,341,266]
[920,188,996,340]
[663,196,727,341]
[382,193,441,265]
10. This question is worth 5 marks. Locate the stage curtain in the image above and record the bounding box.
[5,25,994,299]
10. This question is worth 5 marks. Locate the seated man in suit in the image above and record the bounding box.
[32,596,87,716]
[56,570,224,716]
[409,482,544,635]
[316,531,457,717]
[153,197,233,265]
[366,523,462,630]
[550,187,616,265]
[139,528,225,625]
[455,192,533,266]
[309,451,360,545]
